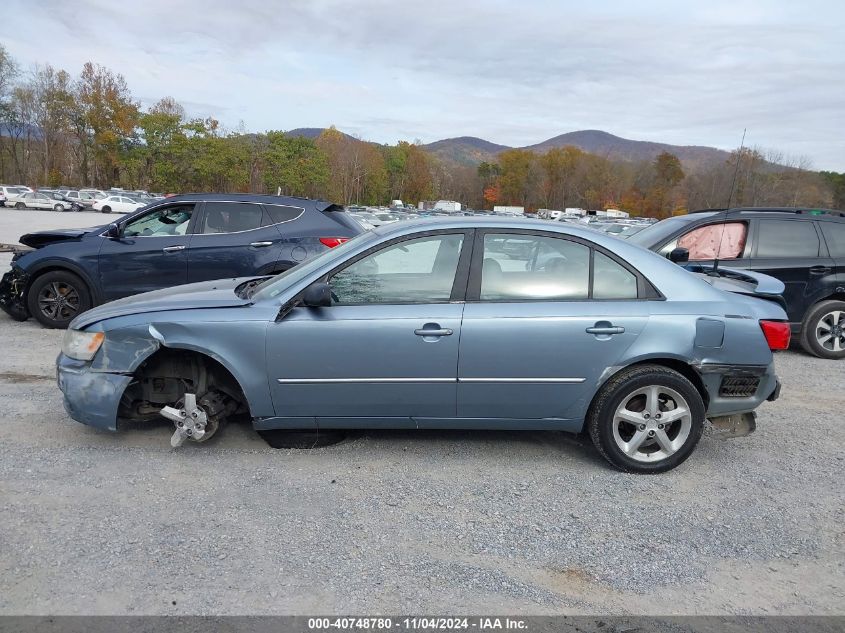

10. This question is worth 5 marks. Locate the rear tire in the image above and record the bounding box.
[54,203,64,212]
[26,270,92,329]
[587,364,705,474]
[800,300,845,359]
[15,202,24,209]
[259,430,346,449]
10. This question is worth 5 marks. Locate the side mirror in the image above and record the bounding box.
[302,282,332,308]
[106,222,121,239]
[668,247,689,264]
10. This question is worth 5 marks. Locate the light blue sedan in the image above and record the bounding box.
[56,217,789,473]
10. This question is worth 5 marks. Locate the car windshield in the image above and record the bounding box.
[251,232,376,301]
[628,213,713,247]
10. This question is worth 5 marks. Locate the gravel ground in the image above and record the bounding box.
[0,207,843,615]
[0,312,843,616]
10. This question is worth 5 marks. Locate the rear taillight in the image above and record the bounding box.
[319,237,349,248]
[759,320,791,350]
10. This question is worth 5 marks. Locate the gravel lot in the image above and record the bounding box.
[0,207,843,615]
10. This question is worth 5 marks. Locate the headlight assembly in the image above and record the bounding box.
[62,329,105,361]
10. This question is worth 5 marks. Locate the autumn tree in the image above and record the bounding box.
[498,149,538,207]
[77,62,139,187]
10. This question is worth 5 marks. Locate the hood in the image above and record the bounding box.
[19,226,104,249]
[71,277,255,329]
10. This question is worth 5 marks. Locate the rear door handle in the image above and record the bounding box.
[250,241,274,247]
[414,327,453,337]
[162,245,186,253]
[810,265,831,275]
[586,325,625,335]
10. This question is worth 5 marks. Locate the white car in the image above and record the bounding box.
[12,191,74,211]
[0,185,25,206]
[92,195,146,214]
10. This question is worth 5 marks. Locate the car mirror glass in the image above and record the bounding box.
[106,223,121,239]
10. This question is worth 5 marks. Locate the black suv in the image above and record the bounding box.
[0,193,363,328]
[630,207,845,359]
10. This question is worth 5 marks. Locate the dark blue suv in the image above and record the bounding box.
[0,193,363,328]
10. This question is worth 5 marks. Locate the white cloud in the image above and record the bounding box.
[4,0,844,169]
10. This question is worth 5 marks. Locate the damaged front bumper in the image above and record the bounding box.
[56,353,132,431]
[0,266,29,320]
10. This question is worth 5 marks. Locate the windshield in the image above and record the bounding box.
[251,232,376,301]
[628,213,713,247]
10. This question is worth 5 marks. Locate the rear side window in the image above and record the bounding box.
[480,234,590,300]
[593,251,638,299]
[756,220,819,258]
[264,205,303,225]
[820,222,845,258]
[200,202,264,234]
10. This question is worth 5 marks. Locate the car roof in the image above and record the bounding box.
[160,192,340,211]
[691,207,845,221]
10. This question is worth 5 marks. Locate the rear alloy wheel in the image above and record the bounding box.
[587,365,705,473]
[26,271,92,329]
[54,203,65,212]
[801,300,845,359]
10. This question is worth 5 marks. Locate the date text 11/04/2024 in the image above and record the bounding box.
[307,618,528,630]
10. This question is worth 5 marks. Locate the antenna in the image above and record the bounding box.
[711,128,746,276]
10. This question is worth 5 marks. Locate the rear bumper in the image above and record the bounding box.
[694,362,780,417]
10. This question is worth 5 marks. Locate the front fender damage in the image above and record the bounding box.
[0,266,30,320]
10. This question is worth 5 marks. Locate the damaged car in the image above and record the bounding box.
[0,193,362,328]
[56,217,787,473]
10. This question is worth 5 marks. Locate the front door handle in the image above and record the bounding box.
[586,324,625,335]
[250,241,274,247]
[414,325,453,337]
[810,265,831,275]
[162,245,186,253]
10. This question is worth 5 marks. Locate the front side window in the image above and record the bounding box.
[756,220,819,258]
[123,204,194,237]
[200,202,265,234]
[330,234,464,304]
[675,222,747,260]
[480,233,590,300]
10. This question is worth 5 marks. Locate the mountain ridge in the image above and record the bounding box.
[284,127,733,170]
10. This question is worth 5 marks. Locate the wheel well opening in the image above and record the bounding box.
[118,348,250,423]
[27,266,90,292]
[590,358,709,417]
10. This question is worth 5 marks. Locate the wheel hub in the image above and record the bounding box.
[161,393,209,447]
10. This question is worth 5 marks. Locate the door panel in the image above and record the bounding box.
[749,219,833,324]
[266,231,471,427]
[266,304,463,425]
[457,301,648,420]
[187,202,284,282]
[98,204,195,300]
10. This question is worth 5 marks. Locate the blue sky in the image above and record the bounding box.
[5,0,845,169]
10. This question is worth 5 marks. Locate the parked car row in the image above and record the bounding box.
[1,186,167,212]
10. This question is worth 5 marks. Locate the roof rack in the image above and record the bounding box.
[689,207,845,218]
